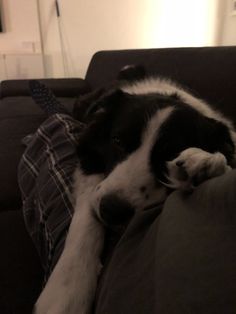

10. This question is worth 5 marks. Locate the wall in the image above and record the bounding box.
[0,0,225,79]
[220,0,236,45]
[0,0,45,79]
[39,0,158,78]
[39,0,222,78]
[62,0,154,77]
[0,0,41,53]
[37,0,64,78]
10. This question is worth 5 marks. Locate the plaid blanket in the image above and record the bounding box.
[18,114,84,280]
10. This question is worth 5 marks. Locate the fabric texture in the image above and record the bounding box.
[0,210,43,314]
[0,95,76,211]
[18,114,84,279]
[29,80,70,115]
[95,169,236,314]
[18,113,125,284]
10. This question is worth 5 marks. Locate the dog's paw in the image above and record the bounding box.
[166,147,231,191]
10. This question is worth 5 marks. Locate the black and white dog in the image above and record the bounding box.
[34,67,236,314]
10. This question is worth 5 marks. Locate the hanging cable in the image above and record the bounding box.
[36,0,46,77]
[55,0,69,77]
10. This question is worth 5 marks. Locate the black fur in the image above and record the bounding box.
[77,89,235,185]
[150,103,235,183]
[77,90,171,174]
[117,64,146,82]
[73,64,146,121]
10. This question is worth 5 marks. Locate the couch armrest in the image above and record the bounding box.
[0,78,91,99]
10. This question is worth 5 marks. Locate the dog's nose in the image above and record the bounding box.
[99,194,135,225]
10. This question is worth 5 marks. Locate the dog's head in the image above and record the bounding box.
[77,74,236,226]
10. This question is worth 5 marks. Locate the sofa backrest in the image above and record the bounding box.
[85,46,236,125]
[0,78,90,99]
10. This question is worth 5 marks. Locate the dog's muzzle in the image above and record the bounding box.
[99,194,135,226]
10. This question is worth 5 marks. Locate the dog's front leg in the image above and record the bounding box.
[166,147,231,191]
[34,175,104,314]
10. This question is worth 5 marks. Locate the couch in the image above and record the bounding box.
[0,46,236,314]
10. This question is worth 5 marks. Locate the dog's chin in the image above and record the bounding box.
[93,209,107,226]
[94,200,165,228]
[142,201,165,211]
[93,205,134,228]
[97,216,133,233]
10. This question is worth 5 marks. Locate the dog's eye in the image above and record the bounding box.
[112,135,122,146]
[111,135,126,151]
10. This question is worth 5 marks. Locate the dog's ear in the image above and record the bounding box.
[117,64,146,82]
[73,88,106,121]
[83,89,124,122]
[77,89,125,174]
[74,65,145,121]
[74,88,124,122]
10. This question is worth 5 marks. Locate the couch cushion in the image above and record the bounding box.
[95,169,236,314]
[0,210,43,314]
[0,78,90,98]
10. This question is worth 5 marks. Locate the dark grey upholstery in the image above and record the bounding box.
[95,170,236,314]
[0,78,90,98]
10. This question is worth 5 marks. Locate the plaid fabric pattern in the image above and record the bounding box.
[18,114,85,280]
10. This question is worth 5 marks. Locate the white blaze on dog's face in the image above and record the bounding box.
[77,80,236,225]
[93,106,173,214]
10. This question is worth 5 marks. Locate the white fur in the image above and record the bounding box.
[34,171,104,314]
[93,107,172,217]
[122,77,236,149]
[122,78,223,120]
[166,147,231,191]
[34,77,235,314]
